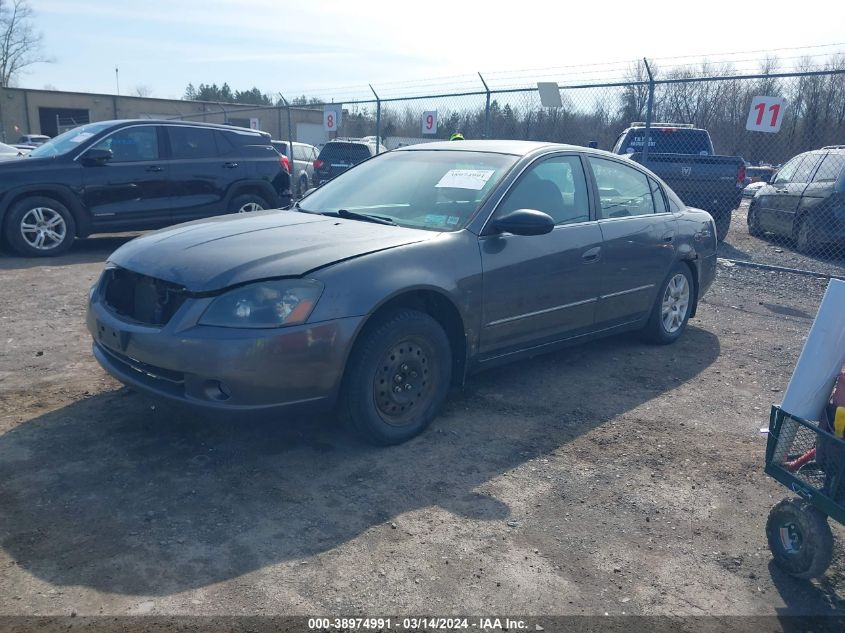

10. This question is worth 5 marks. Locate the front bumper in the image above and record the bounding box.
[87,292,364,414]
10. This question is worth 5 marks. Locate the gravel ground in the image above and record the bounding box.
[1,232,844,620]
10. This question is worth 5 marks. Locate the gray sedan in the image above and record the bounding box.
[87,141,717,444]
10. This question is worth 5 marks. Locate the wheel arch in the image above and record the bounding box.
[224,180,280,210]
[678,257,700,318]
[0,186,90,237]
[347,288,469,388]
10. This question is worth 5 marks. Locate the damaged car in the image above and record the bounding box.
[87,140,717,444]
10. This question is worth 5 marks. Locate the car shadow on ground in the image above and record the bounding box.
[768,560,845,616]
[0,234,139,270]
[0,327,726,597]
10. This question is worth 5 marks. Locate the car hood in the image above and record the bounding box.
[109,210,439,293]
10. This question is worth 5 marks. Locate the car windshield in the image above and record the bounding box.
[28,122,114,158]
[299,150,518,231]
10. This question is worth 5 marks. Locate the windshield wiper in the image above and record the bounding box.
[335,209,396,225]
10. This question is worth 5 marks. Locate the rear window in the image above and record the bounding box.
[318,142,372,163]
[813,153,845,183]
[617,129,712,155]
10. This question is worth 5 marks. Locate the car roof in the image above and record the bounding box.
[84,119,271,135]
[395,139,569,155]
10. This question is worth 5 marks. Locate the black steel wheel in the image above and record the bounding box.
[339,309,451,445]
[766,498,833,579]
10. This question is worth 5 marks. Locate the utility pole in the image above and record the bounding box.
[115,67,120,96]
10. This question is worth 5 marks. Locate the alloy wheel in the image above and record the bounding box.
[661,273,690,334]
[20,207,67,251]
[238,202,264,213]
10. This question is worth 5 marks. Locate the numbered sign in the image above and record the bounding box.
[323,107,342,132]
[746,96,786,133]
[249,117,259,130]
[421,110,438,135]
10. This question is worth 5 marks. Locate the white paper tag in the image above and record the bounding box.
[71,132,94,143]
[435,169,495,190]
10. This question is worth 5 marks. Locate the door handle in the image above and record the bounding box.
[582,246,601,263]
[145,165,163,173]
[223,162,239,169]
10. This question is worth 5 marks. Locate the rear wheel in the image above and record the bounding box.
[712,210,731,243]
[4,196,76,257]
[642,264,693,345]
[794,214,816,255]
[229,193,267,214]
[766,498,833,579]
[339,309,451,445]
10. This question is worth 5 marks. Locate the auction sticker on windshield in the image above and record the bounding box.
[436,169,495,190]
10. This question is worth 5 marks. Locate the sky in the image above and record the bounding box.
[18,0,845,102]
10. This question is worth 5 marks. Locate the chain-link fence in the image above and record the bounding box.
[173,67,845,275]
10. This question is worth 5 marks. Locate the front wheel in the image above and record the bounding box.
[748,201,764,238]
[794,214,817,255]
[339,309,452,445]
[766,498,833,579]
[4,196,76,257]
[642,264,694,345]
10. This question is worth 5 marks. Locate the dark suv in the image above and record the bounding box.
[312,139,384,187]
[748,147,845,253]
[0,120,290,257]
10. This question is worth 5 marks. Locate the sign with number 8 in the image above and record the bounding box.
[421,110,438,135]
[746,96,787,133]
[323,106,342,132]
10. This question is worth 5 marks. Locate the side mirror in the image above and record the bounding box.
[80,148,113,166]
[490,208,555,236]
[588,140,599,149]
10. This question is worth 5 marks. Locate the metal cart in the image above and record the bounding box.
[764,405,845,579]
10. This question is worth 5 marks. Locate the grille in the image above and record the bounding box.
[101,267,187,327]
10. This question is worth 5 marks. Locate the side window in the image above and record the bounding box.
[790,153,824,184]
[650,178,668,213]
[167,126,219,160]
[773,155,806,184]
[588,157,656,218]
[91,126,159,163]
[497,156,590,226]
[812,153,845,183]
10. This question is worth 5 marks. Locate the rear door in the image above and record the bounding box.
[479,154,604,355]
[768,152,823,235]
[755,154,805,234]
[166,125,236,222]
[587,156,677,328]
[80,124,172,229]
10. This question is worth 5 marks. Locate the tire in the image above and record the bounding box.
[339,309,452,445]
[712,210,731,243]
[4,196,76,257]
[298,175,308,198]
[748,201,764,238]
[228,193,268,214]
[794,214,816,255]
[766,498,833,579]
[642,263,694,345]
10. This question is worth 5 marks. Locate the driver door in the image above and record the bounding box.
[479,154,604,357]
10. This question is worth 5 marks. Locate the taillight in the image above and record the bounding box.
[736,164,746,187]
[313,159,324,170]
[279,154,290,173]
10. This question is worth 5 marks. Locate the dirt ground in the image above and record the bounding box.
[1,221,844,621]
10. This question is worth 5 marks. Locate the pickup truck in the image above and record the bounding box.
[611,123,746,241]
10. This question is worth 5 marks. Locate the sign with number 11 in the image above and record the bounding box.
[746,96,786,133]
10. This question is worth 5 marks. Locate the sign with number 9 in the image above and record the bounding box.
[422,110,438,135]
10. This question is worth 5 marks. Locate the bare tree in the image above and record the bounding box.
[0,0,49,87]
[134,84,153,98]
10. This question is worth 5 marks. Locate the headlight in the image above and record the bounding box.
[199,279,323,328]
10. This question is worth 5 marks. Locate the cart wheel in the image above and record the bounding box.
[766,498,834,579]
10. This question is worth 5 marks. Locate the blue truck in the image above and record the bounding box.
[611,123,746,241]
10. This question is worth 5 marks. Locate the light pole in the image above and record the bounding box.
[115,67,120,96]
